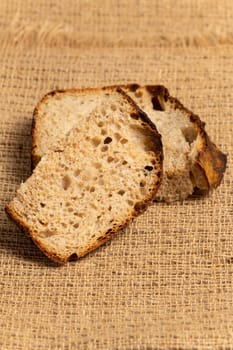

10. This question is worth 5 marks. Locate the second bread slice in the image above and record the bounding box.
[6,87,163,263]
[123,85,226,202]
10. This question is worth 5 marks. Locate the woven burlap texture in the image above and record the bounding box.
[1,1,232,349]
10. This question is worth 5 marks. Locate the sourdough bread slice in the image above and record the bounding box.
[123,85,226,202]
[6,87,163,263]
[31,84,226,202]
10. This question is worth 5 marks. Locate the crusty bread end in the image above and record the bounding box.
[123,84,227,201]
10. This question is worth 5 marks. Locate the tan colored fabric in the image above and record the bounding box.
[0,1,232,349]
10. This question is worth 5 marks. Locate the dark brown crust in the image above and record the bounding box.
[31,113,39,170]
[76,194,157,260]
[9,87,163,264]
[194,135,227,188]
[124,84,227,190]
[6,204,64,263]
[164,92,227,189]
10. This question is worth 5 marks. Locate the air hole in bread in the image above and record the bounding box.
[182,126,198,144]
[60,164,69,171]
[151,96,165,111]
[101,129,107,135]
[140,181,146,187]
[74,212,83,217]
[104,137,112,144]
[40,202,46,208]
[74,169,81,177]
[90,187,95,193]
[91,204,98,211]
[68,253,78,261]
[39,219,46,226]
[114,133,121,141]
[101,145,108,152]
[41,230,56,238]
[144,165,154,171]
[130,113,139,120]
[62,175,71,190]
[94,162,102,169]
[91,137,101,147]
[134,202,146,212]
[128,84,139,92]
[73,223,79,229]
[127,200,134,206]
[105,228,113,235]
[120,138,128,144]
[135,90,143,98]
[167,173,173,180]
[111,104,117,111]
[108,206,112,211]
[107,156,114,163]
[122,160,128,165]
[54,149,64,153]
[118,190,125,196]
[98,121,104,127]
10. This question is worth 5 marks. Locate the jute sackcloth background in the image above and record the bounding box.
[0,1,232,349]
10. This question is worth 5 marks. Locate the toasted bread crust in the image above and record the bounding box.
[6,203,64,263]
[8,87,163,264]
[167,91,226,190]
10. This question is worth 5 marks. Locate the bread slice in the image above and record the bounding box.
[123,85,226,202]
[6,87,163,263]
[31,84,226,202]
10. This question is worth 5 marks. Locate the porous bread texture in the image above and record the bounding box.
[32,84,226,203]
[123,84,227,202]
[32,89,110,167]
[7,88,163,263]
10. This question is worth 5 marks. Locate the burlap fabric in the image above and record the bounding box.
[1,1,232,349]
